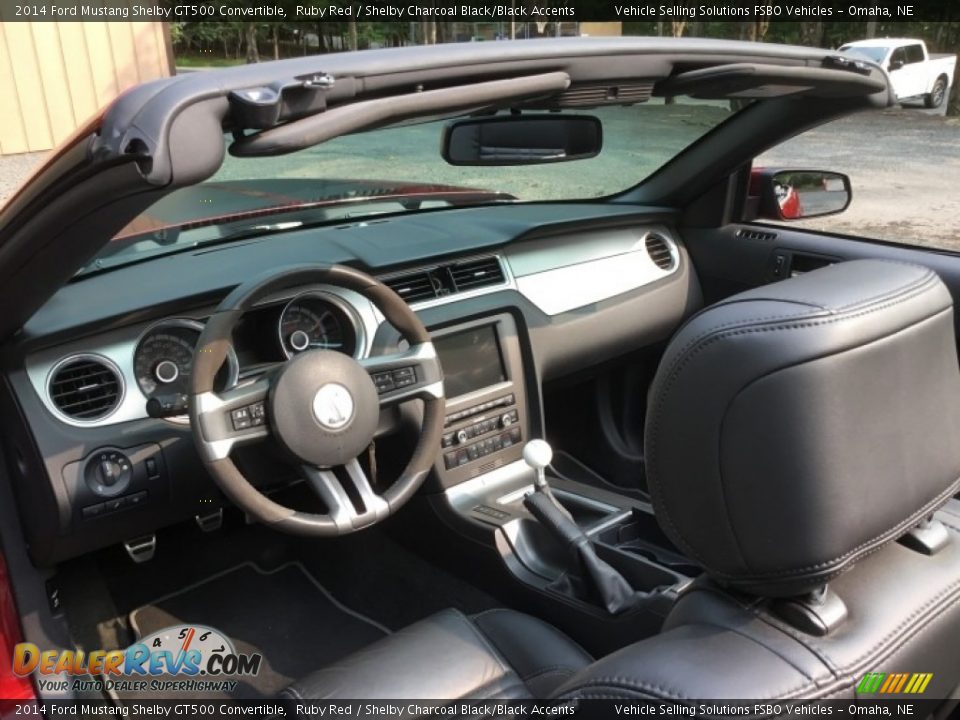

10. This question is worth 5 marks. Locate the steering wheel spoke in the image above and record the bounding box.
[302,459,390,532]
[190,264,445,536]
[193,375,272,462]
[360,342,444,407]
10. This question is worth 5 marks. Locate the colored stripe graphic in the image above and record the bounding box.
[857,673,932,694]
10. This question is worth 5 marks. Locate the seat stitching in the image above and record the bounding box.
[767,567,960,669]
[521,665,579,682]
[469,608,594,662]
[707,478,960,582]
[648,279,954,574]
[458,614,514,676]
[569,566,960,702]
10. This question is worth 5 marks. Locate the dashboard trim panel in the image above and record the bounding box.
[26,285,381,430]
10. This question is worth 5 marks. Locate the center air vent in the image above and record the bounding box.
[645,234,676,271]
[48,355,123,422]
[383,270,438,304]
[382,256,507,305]
[449,256,505,292]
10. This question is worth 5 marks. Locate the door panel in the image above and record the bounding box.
[681,223,960,335]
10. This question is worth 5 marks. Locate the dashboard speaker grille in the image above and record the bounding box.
[645,234,676,271]
[48,357,122,421]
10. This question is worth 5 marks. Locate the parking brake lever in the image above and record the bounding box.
[521,440,640,615]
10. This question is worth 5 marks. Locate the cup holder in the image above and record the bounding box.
[594,508,703,579]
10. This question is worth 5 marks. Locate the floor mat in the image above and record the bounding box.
[124,562,388,700]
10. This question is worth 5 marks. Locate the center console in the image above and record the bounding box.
[431,314,530,486]
[427,312,700,654]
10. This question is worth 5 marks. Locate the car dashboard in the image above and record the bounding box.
[0,202,702,565]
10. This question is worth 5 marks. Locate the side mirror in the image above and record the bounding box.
[889,58,905,71]
[749,169,852,221]
[441,115,602,166]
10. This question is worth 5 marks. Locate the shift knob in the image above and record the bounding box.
[523,439,553,490]
[523,439,553,471]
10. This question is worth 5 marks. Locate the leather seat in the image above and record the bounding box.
[283,608,593,699]
[287,260,960,701]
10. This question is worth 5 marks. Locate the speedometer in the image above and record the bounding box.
[278,293,359,358]
[134,319,239,402]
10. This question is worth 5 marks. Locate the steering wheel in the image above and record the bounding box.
[188,264,445,536]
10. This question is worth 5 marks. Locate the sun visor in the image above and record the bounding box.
[655,63,888,100]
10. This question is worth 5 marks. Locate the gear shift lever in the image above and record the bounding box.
[521,439,640,615]
[522,439,574,523]
[523,439,553,491]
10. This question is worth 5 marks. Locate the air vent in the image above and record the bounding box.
[383,270,439,304]
[737,228,778,242]
[48,356,122,421]
[449,256,506,292]
[645,234,676,271]
[382,256,507,305]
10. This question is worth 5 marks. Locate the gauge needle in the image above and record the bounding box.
[170,626,196,674]
[180,627,196,654]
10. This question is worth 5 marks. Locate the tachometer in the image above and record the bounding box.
[134,319,239,402]
[278,293,358,358]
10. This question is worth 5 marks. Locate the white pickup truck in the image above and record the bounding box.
[839,38,955,108]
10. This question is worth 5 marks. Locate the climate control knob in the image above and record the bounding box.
[500,412,514,428]
[456,429,469,445]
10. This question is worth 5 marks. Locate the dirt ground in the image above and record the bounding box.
[2,102,958,250]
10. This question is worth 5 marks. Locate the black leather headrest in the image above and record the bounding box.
[646,260,960,597]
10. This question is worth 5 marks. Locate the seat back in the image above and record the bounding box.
[555,261,960,700]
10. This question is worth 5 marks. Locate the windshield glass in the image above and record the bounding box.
[82,98,734,276]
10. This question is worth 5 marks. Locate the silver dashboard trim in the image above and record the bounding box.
[133,317,241,426]
[43,353,126,427]
[506,228,680,316]
[277,290,367,360]
[27,285,383,430]
[445,460,534,514]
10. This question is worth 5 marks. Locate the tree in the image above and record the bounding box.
[245,23,259,63]
[348,21,358,51]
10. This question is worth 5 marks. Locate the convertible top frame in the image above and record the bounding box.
[0,36,893,341]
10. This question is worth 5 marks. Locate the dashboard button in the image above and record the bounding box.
[127,491,148,508]
[231,407,251,430]
[82,503,104,520]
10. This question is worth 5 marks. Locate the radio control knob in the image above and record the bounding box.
[456,429,469,445]
[500,412,514,428]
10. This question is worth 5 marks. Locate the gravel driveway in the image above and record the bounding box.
[758,107,960,250]
[0,152,45,204]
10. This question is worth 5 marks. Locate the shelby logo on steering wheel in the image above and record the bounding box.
[13,624,262,679]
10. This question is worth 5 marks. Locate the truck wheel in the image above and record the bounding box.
[925,76,948,108]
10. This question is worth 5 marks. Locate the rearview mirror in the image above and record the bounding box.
[750,169,852,221]
[442,115,602,166]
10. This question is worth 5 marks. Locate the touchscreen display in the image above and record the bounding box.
[434,325,506,398]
